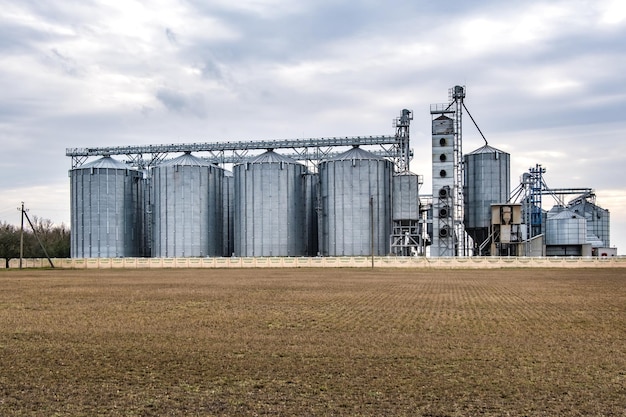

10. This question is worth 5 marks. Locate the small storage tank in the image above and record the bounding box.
[464,144,510,253]
[546,206,586,245]
[391,173,421,256]
[319,146,392,256]
[393,173,420,221]
[151,152,224,257]
[233,150,307,257]
[70,156,143,258]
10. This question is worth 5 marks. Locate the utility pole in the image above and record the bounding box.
[370,196,374,268]
[19,202,25,269]
[17,202,55,269]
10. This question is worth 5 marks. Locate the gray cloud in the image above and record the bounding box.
[155,88,208,118]
[165,27,177,44]
[46,48,82,76]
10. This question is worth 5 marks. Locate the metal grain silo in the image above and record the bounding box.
[463,144,510,254]
[546,206,587,246]
[319,146,392,256]
[391,172,422,256]
[233,150,307,257]
[70,156,143,258]
[151,152,224,257]
[567,196,610,248]
[545,206,589,256]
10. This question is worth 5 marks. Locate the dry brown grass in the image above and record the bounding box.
[0,267,624,416]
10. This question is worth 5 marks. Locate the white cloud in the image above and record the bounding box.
[2,184,70,227]
[597,0,626,25]
[204,0,311,18]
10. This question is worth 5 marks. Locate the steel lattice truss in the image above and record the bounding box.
[66,110,413,172]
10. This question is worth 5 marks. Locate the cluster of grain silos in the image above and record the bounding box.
[70,146,396,258]
[68,88,615,259]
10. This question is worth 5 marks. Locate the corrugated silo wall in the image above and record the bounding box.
[222,174,234,257]
[392,174,420,221]
[151,164,224,257]
[464,151,510,229]
[568,201,611,247]
[140,173,152,257]
[319,158,392,256]
[70,167,142,258]
[233,162,307,257]
[546,216,586,246]
[304,173,319,256]
[546,219,587,245]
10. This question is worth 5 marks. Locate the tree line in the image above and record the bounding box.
[0,218,70,268]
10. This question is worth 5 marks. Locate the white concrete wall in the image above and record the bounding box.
[7,256,626,269]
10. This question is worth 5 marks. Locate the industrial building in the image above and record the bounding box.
[66,86,616,258]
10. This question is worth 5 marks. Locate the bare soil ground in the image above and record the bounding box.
[0,268,624,416]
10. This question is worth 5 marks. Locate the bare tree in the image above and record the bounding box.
[0,218,70,267]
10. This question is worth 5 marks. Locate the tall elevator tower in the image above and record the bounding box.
[430,86,466,256]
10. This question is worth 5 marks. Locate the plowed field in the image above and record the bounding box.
[1,268,624,416]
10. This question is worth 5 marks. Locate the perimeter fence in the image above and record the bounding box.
[3,256,626,269]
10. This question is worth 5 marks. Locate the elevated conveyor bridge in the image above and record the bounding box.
[66,110,413,172]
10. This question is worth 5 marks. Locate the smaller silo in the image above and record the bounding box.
[391,172,421,256]
[70,156,143,258]
[546,206,587,246]
[233,150,307,257]
[319,146,392,256]
[393,173,420,222]
[151,152,224,258]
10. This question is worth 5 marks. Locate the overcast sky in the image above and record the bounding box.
[1,0,625,254]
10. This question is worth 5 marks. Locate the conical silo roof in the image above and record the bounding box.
[247,150,300,164]
[548,208,584,220]
[158,152,213,167]
[468,144,508,155]
[74,156,130,170]
[329,146,383,162]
